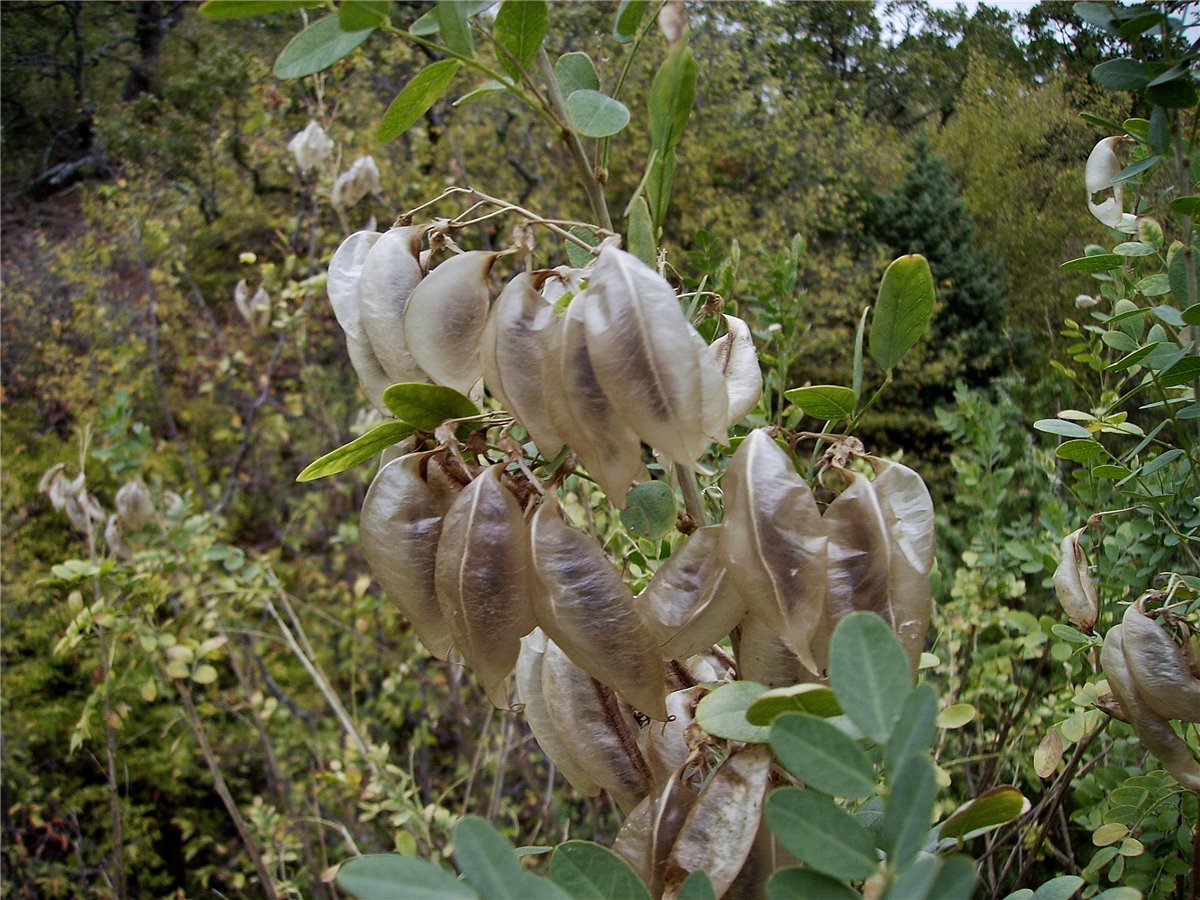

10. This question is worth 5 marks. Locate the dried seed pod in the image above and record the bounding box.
[404,250,498,395]
[515,629,601,797]
[613,768,697,896]
[1053,526,1099,634]
[360,453,453,659]
[435,464,536,708]
[479,271,566,458]
[663,745,773,899]
[115,479,155,531]
[541,639,653,813]
[1101,625,1200,791]
[530,499,668,720]
[720,429,827,674]
[734,613,820,688]
[640,686,704,784]
[104,514,132,561]
[1086,136,1124,227]
[328,231,396,410]
[639,526,746,660]
[356,225,429,385]
[708,314,762,430]
[1122,597,1200,723]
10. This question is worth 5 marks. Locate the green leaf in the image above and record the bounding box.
[339,0,389,30]
[549,841,651,900]
[453,817,524,899]
[1106,342,1159,372]
[884,854,941,900]
[494,0,548,78]
[765,788,879,882]
[200,0,321,19]
[938,786,1029,843]
[695,681,772,743]
[1159,356,1200,387]
[770,713,875,799]
[884,684,937,775]
[1093,464,1132,479]
[382,382,479,430]
[336,854,479,899]
[1116,10,1163,37]
[677,870,717,900]
[1060,254,1124,272]
[1137,274,1172,297]
[1169,196,1200,218]
[1031,875,1086,900]
[1073,2,1116,30]
[555,52,600,97]
[1110,155,1160,184]
[191,664,219,685]
[613,0,649,43]
[649,42,697,153]
[1170,251,1192,303]
[926,856,977,900]
[626,195,656,267]
[620,480,676,539]
[436,1,475,57]
[410,1,494,36]
[746,683,842,725]
[1092,59,1150,91]
[378,60,462,142]
[869,255,934,373]
[829,612,912,745]
[645,147,676,231]
[767,868,859,900]
[1033,419,1094,439]
[1138,448,1184,477]
[453,80,507,106]
[1055,439,1105,462]
[784,385,856,421]
[296,421,415,482]
[1151,304,1185,326]
[273,15,375,79]
[1148,76,1198,109]
[880,754,937,870]
[566,90,630,138]
[1112,241,1155,257]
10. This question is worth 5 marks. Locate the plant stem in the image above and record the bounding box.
[675,462,708,525]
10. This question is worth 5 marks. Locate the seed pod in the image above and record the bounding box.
[360,453,453,659]
[328,231,395,410]
[734,614,820,688]
[639,526,746,660]
[613,768,697,896]
[1101,625,1200,791]
[356,226,429,385]
[1053,526,1099,634]
[104,514,132,561]
[639,686,703,784]
[435,464,536,708]
[1122,597,1200,723]
[530,499,668,720]
[479,271,566,458]
[515,629,601,797]
[541,639,652,812]
[1086,136,1124,227]
[115,479,155,531]
[720,429,827,674]
[404,250,498,395]
[663,744,773,899]
[708,314,762,430]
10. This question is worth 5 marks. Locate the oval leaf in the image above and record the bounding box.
[1059,254,1124,272]
[379,59,462,142]
[694,681,771,743]
[767,868,859,900]
[620,481,676,539]
[495,0,548,78]
[938,786,1030,843]
[828,612,912,745]
[336,853,478,900]
[555,51,600,97]
[549,841,651,900]
[566,89,631,138]
[1033,419,1094,439]
[201,0,322,19]
[769,713,876,799]
[297,421,415,481]
[274,15,375,79]
[784,385,856,421]
[869,255,934,373]
[746,683,843,725]
[765,787,878,882]
[383,383,479,431]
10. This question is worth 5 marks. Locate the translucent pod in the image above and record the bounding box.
[541,639,653,813]
[530,499,668,720]
[720,429,827,674]
[1101,625,1200,791]
[734,614,820,688]
[344,334,396,412]
[434,464,536,708]
[356,225,429,385]
[663,745,773,899]
[707,314,762,430]
[581,246,713,467]
[613,768,697,897]
[403,250,498,396]
[423,452,468,514]
[545,289,645,505]
[479,270,566,458]
[360,453,452,659]
[515,629,601,797]
[1122,597,1200,723]
[1086,136,1124,227]
[1053,526,1099,634]
[639,526,746,660]
[328,231,392,410]
[639,686,704,784]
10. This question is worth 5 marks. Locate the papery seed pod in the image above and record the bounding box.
[545,289,645,505]
[234,280,271,332]
[360,453,453,659]
[424,451,469,513]
[356,226,429,385]
[691,328,732,447]
[614,768,698,896]
[39,463,69,506]
[1122,597,1200,723]
[658,0,688,44]
[734,614,820,688]
[1101,625,1200,791]
[541,639,652,812]
[515,629,602,797]
[331,154,381,211]
[640,686,703,784]
[479,271,566,458]
[1053,526,1099,634]
[115,479,155,530]
[435,464,536,708]
[639,526,746,660]
[1086,136,1124,227]
[708,314,762,430]
[530,498,668,719]
[328,231,394,410]
[720,429,827,674]
[104,514,132,561]
[541,266,584,304]
[582,246,712,467]
[288,120,334,174]
[663,745,773,899]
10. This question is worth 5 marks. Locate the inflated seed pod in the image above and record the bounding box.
[707,314,762,431]
[357,225,429,385]
[1053,526,1099,634]
[541,639,653,813]
[613,768,697,897]
[434,464,536,708]
[530,499,668,720]
[515,629,602,797]
[639,686,703,784]
[403,250,498,396]
[639,526,746,660]
[328,231,393,410]
[663,744,773,899]
[734,614,820,688]
[1122,597,1200,723]
[360,453,453,659]
[1101,625,1200,791]
[479,271,566,458]
[423,451,468,513]
[720,429,827,674]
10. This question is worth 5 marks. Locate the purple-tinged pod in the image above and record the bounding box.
[356,226,430,385]
[639,526,746,660]
[640,686,704,784]
[720,429,827,674]
[613,767,697,896]
[434,464,536,708]
[1122,597,1200,723]
[1053,526,1099,634]
[360,453,452,659]
[530,499,668,720]
[541,639,652,813]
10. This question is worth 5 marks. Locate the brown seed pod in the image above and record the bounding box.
[639,686,704,785]
[613,767,698,896]
[733,613,821,688]
[1122,596,1200,723]
[707,314,762,432]
[1053,526,1099,634]
[356,225,430,385]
